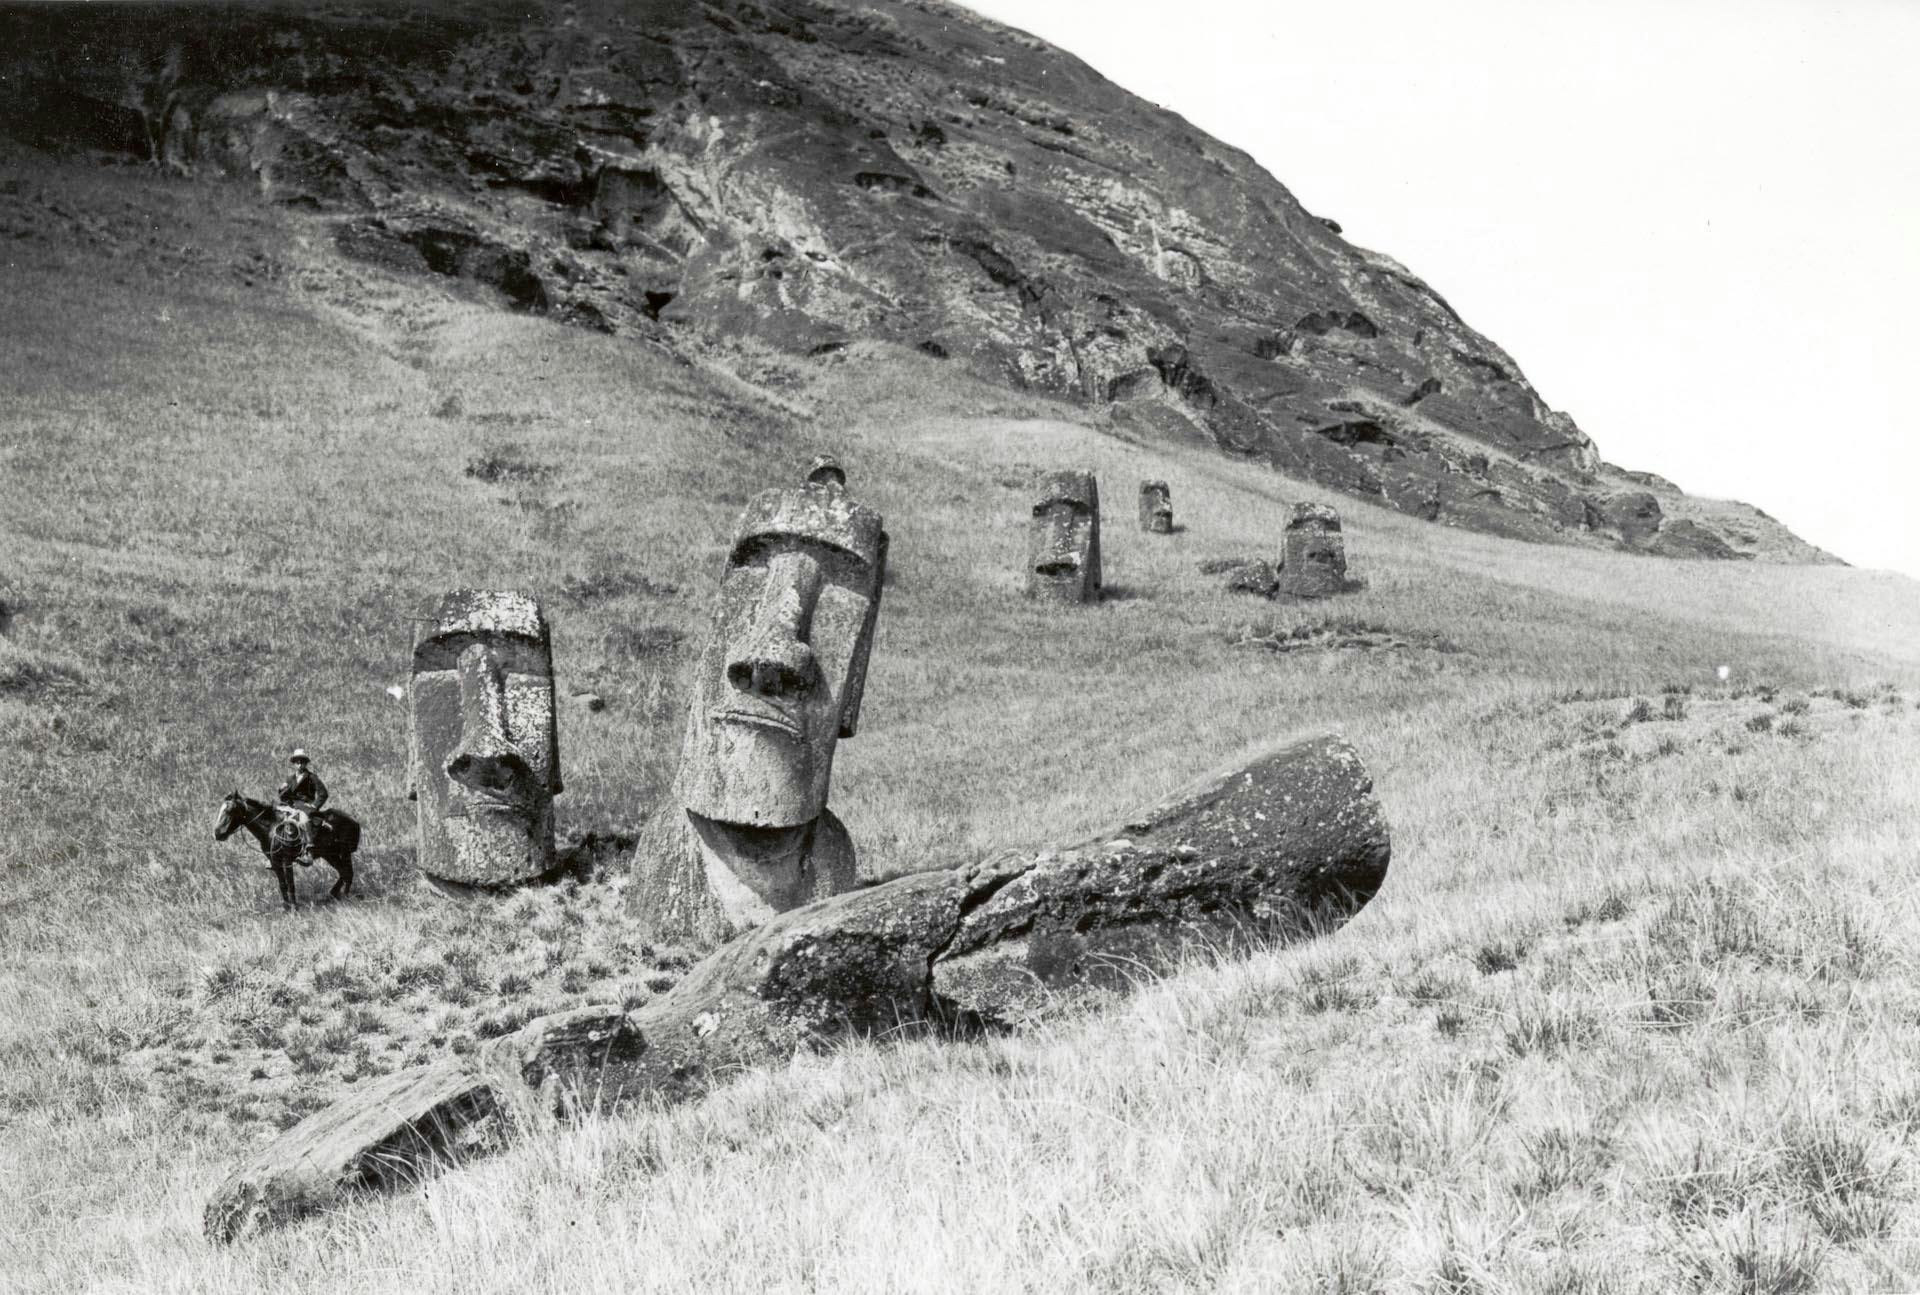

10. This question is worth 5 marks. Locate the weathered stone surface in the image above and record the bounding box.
[1138,480,1173,533]
[207,735,1389,1241]
[632,483,885,942]
[1279,503,1351,598]
[931,735,1389,1025]
[630,806,859,949]
[407,590,561,888]
[1027,470,1102,603]
[205,1006,636,1243]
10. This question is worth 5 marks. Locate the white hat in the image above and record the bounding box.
[290,748,309,762]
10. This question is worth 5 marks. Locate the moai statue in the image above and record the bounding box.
[408,590,562,890]
[805,454,847,490]
[1138,480,1173,533]
[1027,470,1101,603]
[1279,502,1349,597]
[631,483,886,946]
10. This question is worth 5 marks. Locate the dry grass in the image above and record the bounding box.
[4,154,1920,1292]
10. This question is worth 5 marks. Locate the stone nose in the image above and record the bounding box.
[447,641,527,791]
[725,550,822,697]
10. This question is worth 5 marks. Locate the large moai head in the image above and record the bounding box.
[408,590,561,887]
[1138,480,1173,533]
[1027,470,1101,603]
[1280,502,1349,597]
[675,484,886,828]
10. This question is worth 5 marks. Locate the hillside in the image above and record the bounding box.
[5,139,1920,1291]
[0,0,1829,562]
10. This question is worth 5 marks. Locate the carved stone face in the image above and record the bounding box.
[1281,503,1348,596]
[675,485,885,828]
[1138,480,1173,533]
[408,590,560,886]
[1027,470,1101,603]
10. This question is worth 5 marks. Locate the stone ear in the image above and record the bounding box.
[837,531,887,738]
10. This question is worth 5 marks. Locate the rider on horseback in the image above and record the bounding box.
[276,748,329,866]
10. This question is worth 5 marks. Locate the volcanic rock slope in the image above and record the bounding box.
[0,0,1819,559]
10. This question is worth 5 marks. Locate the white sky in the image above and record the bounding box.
[968,0,1920,575]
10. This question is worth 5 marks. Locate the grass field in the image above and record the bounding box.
[5,156,1920,1293]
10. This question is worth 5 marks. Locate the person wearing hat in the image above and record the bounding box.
[276,749,329,865]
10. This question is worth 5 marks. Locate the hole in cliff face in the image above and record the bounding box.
[1295,310,1378,340]
[642,290,675,320]
[1402,377,1443,406]
[1311,419,1394,448]
[854,171,933,198]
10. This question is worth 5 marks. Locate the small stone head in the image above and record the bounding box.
[1027,470,1101,603]
[805,454,847,490]
[675,484,886,828]
[408,590,561,886]
[1281,503,1348,596]
[1138,480,1173,533]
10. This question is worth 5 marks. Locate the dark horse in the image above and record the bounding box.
[214,792,360,908]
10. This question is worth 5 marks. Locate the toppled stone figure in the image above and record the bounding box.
[630,483,885,945]
[1138,480,1173,533]
[205,733,1391,1243]
[1027,470,1101,603]
[805,454,847,489]
[1279,502,1349,598]
[408,590,562,889]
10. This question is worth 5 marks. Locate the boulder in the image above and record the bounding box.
[206,734,1390,1242]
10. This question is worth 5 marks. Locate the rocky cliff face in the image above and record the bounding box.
[0,0,1824,559]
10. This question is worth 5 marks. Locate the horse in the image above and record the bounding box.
[214,792,360,908]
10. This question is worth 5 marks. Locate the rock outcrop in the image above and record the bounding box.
[205,732,1390,1242]
[0,1,1825,560]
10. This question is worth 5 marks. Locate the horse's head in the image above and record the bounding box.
[214,792,246,841]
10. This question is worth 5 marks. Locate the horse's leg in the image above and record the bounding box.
[328,853,353,900]
[274,857,295,909]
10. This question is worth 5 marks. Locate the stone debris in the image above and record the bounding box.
[1027,470,1101,603]
[407,590,562,889]
[630,484,885,945]
[205,734,1391,1243]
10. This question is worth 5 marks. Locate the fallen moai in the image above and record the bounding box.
[1138,480,1173,533]
[629,483,886,945]
[1027,470,1102,603]
[408,590,564,889]
[1279,503,1350,598]
[205,733,1390,1243]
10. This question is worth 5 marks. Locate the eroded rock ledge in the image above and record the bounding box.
[205,733,1390,1243]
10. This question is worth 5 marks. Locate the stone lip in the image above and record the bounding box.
[1287,502,1342,534]
[204,733,1391,1242]
[0,4,1823,560]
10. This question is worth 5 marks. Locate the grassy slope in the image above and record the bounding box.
[5,160,1920,1292]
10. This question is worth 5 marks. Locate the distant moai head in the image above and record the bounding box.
[408,590,561,887]
[675,483,886,827]
[1280,502,1348,597]
[805,454,847,490]
[1138,480,1173,534]
[1027,470,1101,603]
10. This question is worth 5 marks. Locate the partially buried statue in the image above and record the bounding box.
[805,454,847,489]
[1279,502,1349,597]
[1138,480,1173,533]
[1027,469,1101,603]
[408,590,562,890]
[631,483,885,946]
